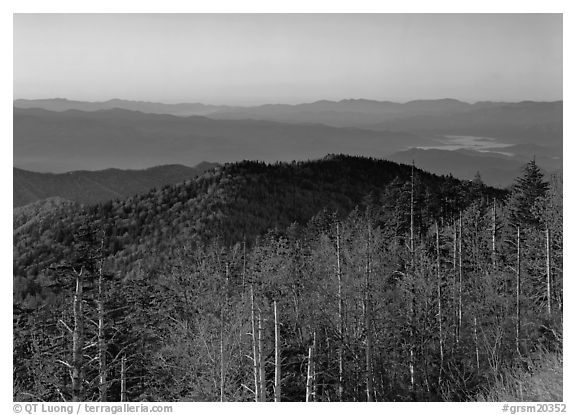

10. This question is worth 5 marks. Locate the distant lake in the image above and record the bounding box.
[417,135,514,155]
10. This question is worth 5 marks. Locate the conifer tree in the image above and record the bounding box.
[509,160,549,227]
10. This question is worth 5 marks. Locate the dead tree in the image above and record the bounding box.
[435,222,444,383]
[306,343,313,401]
[258,311,266,401]
[242,240,247,291]
[546,227,552,317]
[473,316,480,373]
[219,262,230,402]
[71,266,84,402]
[120,355,127,402]
[250,285,260,402]
[312,336,317,402]
[458,212,463,343]
[365,221,374,402]
[306,332,316,402]
[97,238,107,402]
[336,221,344,401]
[274,300,281,402]
[408,162,416,394]
[516,227,522,356]
[492,198,497,270]
[452,219,458,345]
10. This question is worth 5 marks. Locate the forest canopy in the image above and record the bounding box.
[13,156,562,402]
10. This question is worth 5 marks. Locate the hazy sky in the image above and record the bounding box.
[14,13,562,104]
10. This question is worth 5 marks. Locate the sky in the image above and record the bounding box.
[13,13,562,105]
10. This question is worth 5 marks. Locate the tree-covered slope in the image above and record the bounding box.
[13,162,218,207]
[13,155,505,282]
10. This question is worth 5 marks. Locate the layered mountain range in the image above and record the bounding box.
[14,98,563,143]
[13,107,422,173]
[13,98,562,207]
[13,100,562,403]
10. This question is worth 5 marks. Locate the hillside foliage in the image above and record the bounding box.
[13,156,561,402]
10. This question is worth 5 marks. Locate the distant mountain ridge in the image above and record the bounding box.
[13,162,218,207]
[13,97,492,123]
[370,101,563,146]
[15,98,562,145]
[14,97,474,114]
[15,97,560,118]
[207,97,474,126]
[14,107,423,173]
[13,98,231,116]
[13,98,562,187]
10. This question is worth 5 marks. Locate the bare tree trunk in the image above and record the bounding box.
[274,300,281,402]
[220,316,225,402]
[409,162,416,395]
[242,239,246,291]
[72,267,84,402]
[473,316,480,373]
[120,355,127,402]
[324,329,331,402]
[410,162,415,257]
[435,222,443,384]
[250,285,260,402]
[312,332,317,402]
[365,221,374,402]
[458,212,463,343]
[336,221,344,401]
[516,227,521,356]
[97,239,107,402]
[220,263,229,402]
[492,198,497,270]
[305,337,314,402]
[453,219,458,346]
[546,227,552,317]
[258,311,266,402]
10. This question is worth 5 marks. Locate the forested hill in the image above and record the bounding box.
[14,155,504,283]
[13,162,218,207]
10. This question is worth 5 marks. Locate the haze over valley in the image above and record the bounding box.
[14,97,562,189]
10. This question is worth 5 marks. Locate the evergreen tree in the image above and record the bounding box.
[509,160,549,227]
